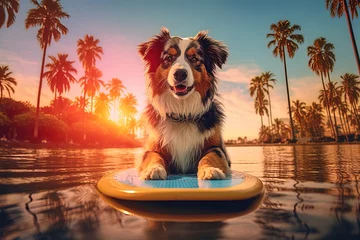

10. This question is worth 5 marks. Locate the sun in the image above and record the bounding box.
[109,106,119,123]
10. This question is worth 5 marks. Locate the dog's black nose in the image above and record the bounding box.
[173,69,188,82]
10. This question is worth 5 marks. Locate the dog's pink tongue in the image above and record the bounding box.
[174,85,187,93]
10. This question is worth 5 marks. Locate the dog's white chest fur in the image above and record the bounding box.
[152,120,213,173]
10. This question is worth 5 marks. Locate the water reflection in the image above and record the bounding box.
[0,145,359,239]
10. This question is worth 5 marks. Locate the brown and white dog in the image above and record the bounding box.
[137,28,231,180]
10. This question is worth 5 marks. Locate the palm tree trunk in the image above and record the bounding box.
[351,101,360,132]
[33,42,48,139]
[282,46,296,141]
[344,0,360,75]
[333,110,339,141]
[91,95,94,113]
[338,108,349,141]
[344,96,352,134]
[327,72,338,140]
[260,115,263,129]
[54,90,57,117]
[320,73,335,138]
[267,86,273,127]
[82,74,87,141]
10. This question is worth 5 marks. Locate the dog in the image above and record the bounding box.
[137,27,231,180]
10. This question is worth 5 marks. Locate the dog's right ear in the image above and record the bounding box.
[138,27,171,72]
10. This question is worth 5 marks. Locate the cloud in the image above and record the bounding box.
[0,49,39,66]
[290,75,323,105]
[219,88,261,140]
[11,73,53,107]
[217,64,262,84]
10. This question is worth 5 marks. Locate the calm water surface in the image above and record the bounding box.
[0,145,359,239]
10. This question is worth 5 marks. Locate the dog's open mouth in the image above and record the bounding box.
[170,84,194,96]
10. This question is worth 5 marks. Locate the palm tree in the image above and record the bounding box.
[77,34,103,112]
[94,92,110,119]
[327,81,340,138]
[267,20,304,141]
[0,65,17,99]
[25,0,70,138]
[249,75,268,129]
[306,102,324,138]
[261,71,276,127]
[333,84,349,138]
[83,67,104,113]
[77,34,103,140]
[326,0,360,75]
[341,73,360,131]
[74,96,89,112]
[291,100,307,137]
[43,53,77,115]
[273,118,291,140]
[258,125,271,143]
[254,97,269,130]
[0,0,19,28]
[105,78,126,121]
[119,93,137,127]
[307,37,336,138]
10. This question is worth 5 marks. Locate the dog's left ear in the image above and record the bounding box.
[138,27,171,72]
[195,31,228,76]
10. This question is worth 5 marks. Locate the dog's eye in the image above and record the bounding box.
[191,56,198,63]
[165,55,173,62]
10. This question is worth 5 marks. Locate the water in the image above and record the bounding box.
[0,145,359,239]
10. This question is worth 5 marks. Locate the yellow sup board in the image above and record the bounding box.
[97,191,264,222]
[97,168,264,201]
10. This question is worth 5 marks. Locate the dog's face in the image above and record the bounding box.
[139,28,228,117]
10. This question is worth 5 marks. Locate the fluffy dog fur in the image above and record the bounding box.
[137,28,231,180]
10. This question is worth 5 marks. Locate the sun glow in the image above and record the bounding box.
[109,106,119,123]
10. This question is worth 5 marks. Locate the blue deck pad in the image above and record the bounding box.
[114,168,245,189]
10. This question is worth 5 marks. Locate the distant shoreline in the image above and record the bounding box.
[0,140,142,149]
[225,141,360,147]
[0,139,359,150]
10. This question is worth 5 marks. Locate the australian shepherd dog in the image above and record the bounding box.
[137,28,231,180]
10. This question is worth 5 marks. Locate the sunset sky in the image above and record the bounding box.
[0,0,359,140]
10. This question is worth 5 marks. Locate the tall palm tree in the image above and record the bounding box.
[105,78,126,121]
[341,73,360,131]
[249,75,268,129]
[94,92,110,119]
[0,65,17,99]
[25,0,70,138]
[307,37,337,138]
[43,53,77,115]
[77,34,103,112]
[77,34,103,140]
[291,100,307,137]
[0,0,19,28]
[326,0,360,74]
[119,93,137,127]
[261,71,276,127]
[267,20,304,141]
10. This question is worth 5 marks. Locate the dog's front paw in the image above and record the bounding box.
[139,165,167,180]
[197,167,226,180]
